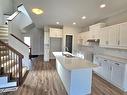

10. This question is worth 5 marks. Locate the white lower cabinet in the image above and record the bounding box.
[93,55,127,91]
[101,59,111,81]
[111,61,125,88]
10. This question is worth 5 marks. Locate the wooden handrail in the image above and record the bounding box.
[0,40,23,58]
[10,34,30,48]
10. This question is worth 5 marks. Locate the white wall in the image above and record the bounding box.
[0,0,14,24]
[50,38,62,59]
[63,26,81,53]
[23,28,44,55]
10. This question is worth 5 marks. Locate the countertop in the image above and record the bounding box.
[53,52,97,70]
[95,54,127,64]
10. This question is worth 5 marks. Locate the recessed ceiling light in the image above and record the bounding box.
[100,4,106,8]
[32,8,43,15]
[82,16,86,20]
[56,22,60,25]
[73,22,76,25]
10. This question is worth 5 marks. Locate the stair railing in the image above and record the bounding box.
[0,40,23,85]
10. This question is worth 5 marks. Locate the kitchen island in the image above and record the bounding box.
[53,52,97,95]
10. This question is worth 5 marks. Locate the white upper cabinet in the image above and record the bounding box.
[49,28,63,38]
[100,27,109,47]
[99,22,127,49]
[89,23,105,39]
[119,22,127,47]
[108,24,119,47]
[77,31,89,45]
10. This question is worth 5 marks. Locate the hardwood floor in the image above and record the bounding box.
[2,56,127,95]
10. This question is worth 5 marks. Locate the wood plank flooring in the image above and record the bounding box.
[2,56,127,95]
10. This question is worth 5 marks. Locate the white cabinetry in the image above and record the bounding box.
[101,59,111,81]
[100,27,109,47]
[111,61,125,88]
[93,55,127,91]
[50,28,63,38]
[77,32,89,45]
[100,22,127,49]
[89,23,105,39]
[119,22,127,47]
[108,25,119,47]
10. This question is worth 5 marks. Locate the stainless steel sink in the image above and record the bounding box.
[62,52,75,58]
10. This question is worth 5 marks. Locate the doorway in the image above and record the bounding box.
[65,35,73,53]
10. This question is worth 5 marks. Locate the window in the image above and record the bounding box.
[24,37,30,46]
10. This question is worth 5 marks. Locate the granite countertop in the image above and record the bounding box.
[53,52,97,70]
[95,54,127,64]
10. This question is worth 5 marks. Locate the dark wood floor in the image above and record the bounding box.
[3,56,127,95]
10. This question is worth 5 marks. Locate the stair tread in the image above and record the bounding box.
[0,87,18,93]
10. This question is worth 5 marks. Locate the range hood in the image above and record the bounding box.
[87,39,100,43]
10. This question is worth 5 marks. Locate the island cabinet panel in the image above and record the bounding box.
[56,59,71,94]
[70,69,92,95]
[93,55,127,92]
[53,52,96,95]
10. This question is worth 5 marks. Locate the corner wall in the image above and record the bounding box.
[63,26,81,53]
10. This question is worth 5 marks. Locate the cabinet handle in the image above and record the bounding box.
[115,63,120,66]
[104,60,107,61]
[118,40,120,45]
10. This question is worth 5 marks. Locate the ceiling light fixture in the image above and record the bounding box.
[32,8,43,15]
[82,16,86,20]
[100,4,106,8]
[56,22,60,25]
[73,22,76,25]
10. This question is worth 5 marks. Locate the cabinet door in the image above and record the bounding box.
[111,61,125,88]
[108,25,119,47]
[56,29,63,38]
[50,28,57,37]
[101,58,111,81]
[100,27,109,47]
[93,56,103,75]
[119,22,127,47]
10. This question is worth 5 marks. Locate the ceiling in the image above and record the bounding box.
[20,0,127,28]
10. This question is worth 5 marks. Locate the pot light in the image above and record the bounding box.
[73,22,76,25]
[100,4,106,8]
[82,16,86,20]
[56,22,60,25]
[32,8,43,15]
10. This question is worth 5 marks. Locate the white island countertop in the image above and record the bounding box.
[53,52,97,71]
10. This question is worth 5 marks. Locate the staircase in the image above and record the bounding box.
[0,25,28,93]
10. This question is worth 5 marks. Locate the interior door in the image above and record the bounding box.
[66,35,73,53]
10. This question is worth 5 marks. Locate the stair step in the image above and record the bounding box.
[0,82,17,89]
[0,34,8,37]
[0,25,8,28]
[0,76,8,84]
[0,87,18,93]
